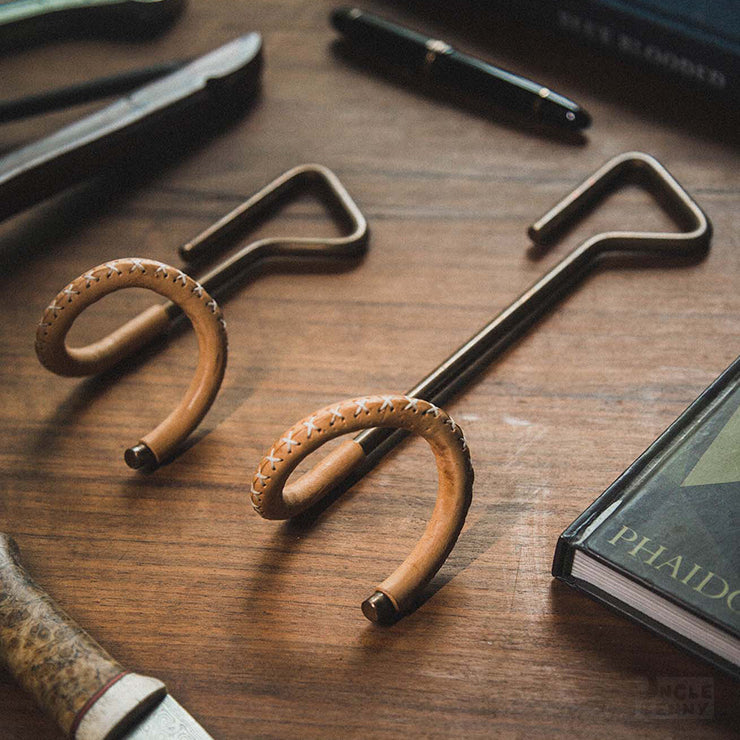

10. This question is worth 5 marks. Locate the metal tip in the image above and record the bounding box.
[571,107,592,130]
[361,591,398,624]
[124,443,158,470]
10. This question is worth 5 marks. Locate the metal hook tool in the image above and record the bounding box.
[178,163,369,289]
[250,394,474,623]
[286,151,712,497]
[35,164,368,468]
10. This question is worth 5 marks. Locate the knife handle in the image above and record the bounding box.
[0,534,165,739]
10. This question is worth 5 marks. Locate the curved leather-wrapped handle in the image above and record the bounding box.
[35,258,228,469]
[250,395,473,623]
[0,533,165,739]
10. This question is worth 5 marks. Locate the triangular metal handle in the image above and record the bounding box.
[179,164,369,293]
[528,151,711,260]
[354,152,713,460]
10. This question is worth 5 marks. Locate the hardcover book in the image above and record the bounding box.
[490,0,740,104]
[553,355,740,679]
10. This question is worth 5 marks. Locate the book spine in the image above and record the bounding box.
[551,488,624,577]
[505,0,739,104]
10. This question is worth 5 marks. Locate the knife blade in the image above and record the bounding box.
[0,32,262,224]
[0,533,213,739]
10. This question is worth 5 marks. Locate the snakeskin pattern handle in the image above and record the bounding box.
[250,395,474,623]
[35,258,228,469]
[0,533,166,739]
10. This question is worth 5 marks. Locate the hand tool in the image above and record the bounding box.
[0,59,188,123]
[35,165,368,469]
[0,0,185,46]
[0,33,263,224]
[254,152,712,530]
[250,394,473,623]
[356,152,711,463]
[0,532,212,739]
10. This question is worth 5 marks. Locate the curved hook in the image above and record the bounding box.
[35,258,227,470]
[290,153,713,508]
[180,163,369,266]
[31,165,367,379]
[250,395,473,624]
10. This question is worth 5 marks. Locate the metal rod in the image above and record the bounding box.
[353,152,711,459]
[163,163,369,320]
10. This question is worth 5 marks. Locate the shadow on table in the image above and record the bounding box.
[549,580,740,728]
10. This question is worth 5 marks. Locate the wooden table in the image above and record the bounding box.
[1,1,738,737]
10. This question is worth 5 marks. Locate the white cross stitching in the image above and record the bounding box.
[192,283,204,298]
[281,430,300,453]
[129,259,146,274]
[445,416,457,433]
[303,416,320,438]
[353,398,370,416]
[329,406,345,424]
[206,300,218,314]
[105,262,122,277]
[265,449,283,470]
[460,435,468,451]
[155,264,169,278]
[250,484,260,496]
[423,402,441,418]
[46,302,61,318]
[403,397,419,411]
[255,471,269,485]
[379,396,395,412]
[62,286,79,302]
[83,272,99,288]
[174,271,188,286]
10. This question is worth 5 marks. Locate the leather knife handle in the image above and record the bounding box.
[0,533,165,739]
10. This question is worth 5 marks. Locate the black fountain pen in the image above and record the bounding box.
[331,7,591,131]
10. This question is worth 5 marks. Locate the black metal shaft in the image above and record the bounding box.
[353,239,597,457]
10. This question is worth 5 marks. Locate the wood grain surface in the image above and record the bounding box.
[1,1,738,737]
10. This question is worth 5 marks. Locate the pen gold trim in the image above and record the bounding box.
[331,6,591,130]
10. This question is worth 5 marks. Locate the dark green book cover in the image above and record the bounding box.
[470,0,740,104]
[553,356,740,679]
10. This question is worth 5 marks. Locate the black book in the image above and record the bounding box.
[490,0,740,105]
[553,356,740,679]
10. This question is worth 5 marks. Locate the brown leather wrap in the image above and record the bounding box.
[251,395,473,616]
[35,258,228,465]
